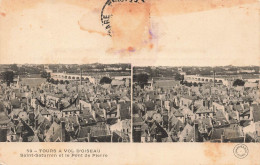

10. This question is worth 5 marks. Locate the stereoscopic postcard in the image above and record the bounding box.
[0,0,259,164]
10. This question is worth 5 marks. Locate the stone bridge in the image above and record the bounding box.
[184,75,226,84]
[51,73,96,84]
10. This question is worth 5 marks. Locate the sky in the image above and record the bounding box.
[0,0,259,66]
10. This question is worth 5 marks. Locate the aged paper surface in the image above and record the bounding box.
[0,0,259,165]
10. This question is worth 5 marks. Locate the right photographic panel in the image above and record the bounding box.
[132,66,259,143]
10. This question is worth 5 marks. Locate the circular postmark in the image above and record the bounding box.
[101,0,146,36]
[233,144,249,159]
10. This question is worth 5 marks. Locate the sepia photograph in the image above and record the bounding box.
[133,66,259,143]
[0,0,259,164]
[0,63,131,142]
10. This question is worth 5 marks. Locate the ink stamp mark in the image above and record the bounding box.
[101,0,146,36]
[233,144,249,159]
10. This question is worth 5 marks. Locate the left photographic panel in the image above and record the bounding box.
[0,63,131,142]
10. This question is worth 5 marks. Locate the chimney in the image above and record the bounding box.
[79,102,82,111]
[27,97,30,112]
[209,117,213,126]
[156,133,162,142]
[80,68,82,85]
[35,119,38,130]
[213,70,215,87]
[191,104,195,113]
[61,121,66,142]
[155,105,158,111]
[92,110,96,121]
[225,113,229,123]
[209,99,213,108]
[236,111,240,121]
[88,132,91,142]
[0,129,8,142]
[107,101,111,108]
[71,123,74,131]
[194,123,199,142]
[103,109,107,119]
[205,124,208,133]
[116,104,121,118]
[58,102,61,111]
[128,105,131,115]
[249,106,254,121]
[221,134,225,143]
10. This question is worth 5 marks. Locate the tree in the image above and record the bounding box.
[100,77,112,84]
[54,80,59,84]
[135,74,149,88]
[1,71,14,86]
[10,64,18,72]
[49,78,55,84]
[64,80,69,84]
[193,82,198,87]
[175,73,184,81]
[41,71,50,79]
[187,82,192,87]
[233,79,245,86]
[59,80,64,84]
[10,64,19,73]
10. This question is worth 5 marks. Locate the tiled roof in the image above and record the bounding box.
[133,116,144,126]
[210,128,224,141]
[40,109,50,115]
[169,116,184,132]
[95,113,106,122]
[45,122,62,142]
[172,109,184,117]
[0,112,10,124]
[37,117,52,136]
[223,125,243,139]
[119,102,131,120]
[15,122,24,134]
[179,124,194,142]
[79,114,96,126]
[196,106,212,114]
[62,105,79,112]
[182,95,196,101]
[77,127,91,139]
[225,106,237,119]
[252,104,260,122]
[78,124,110,138]
[133,103,141,114]
[144,101,155,111]
[113,130,129,140]
[234,105,243,113]
[61,116,79,127]
[11,99,21,108]
[106,118,118,125]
